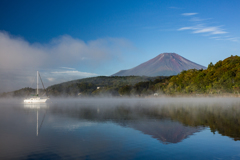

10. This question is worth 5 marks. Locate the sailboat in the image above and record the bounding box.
[24,71,49,103]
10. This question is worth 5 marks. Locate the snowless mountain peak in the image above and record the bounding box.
[112,53,206,76]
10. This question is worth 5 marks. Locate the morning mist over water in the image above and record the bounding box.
[1,98,240,159]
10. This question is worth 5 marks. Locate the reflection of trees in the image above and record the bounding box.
[139,103,240,141]
[49,101,240,141]
[161,105,240,141]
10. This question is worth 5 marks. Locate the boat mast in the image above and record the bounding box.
[37,71,38,96]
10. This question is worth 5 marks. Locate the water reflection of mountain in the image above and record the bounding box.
[47,105,202,144]
[125,120,201,144]
[48,99,240,142]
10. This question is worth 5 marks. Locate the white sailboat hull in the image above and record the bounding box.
[24,97,48,103]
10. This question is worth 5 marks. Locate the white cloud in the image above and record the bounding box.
[42,69,99,85]
[178,27,194,31]
[182,13,198,16]
[178,13,239,42]
[226,37,239,42]
[0,32,132,70]
[47,78,55,82]
[178,25,227,35]
[0,31,134,92]
[193,27,227,34]
[60,67,75,70]
[51,70,98,77]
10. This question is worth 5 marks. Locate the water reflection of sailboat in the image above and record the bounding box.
[24,103,48,109]
[24,103,48,136]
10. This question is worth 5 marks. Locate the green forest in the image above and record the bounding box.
[164,55,240,95]
[1,55,240,97]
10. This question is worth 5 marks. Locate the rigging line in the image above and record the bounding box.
[38,109,47,134]
[38,72,48,96]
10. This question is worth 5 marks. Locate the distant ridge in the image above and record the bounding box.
[112,53,206,76]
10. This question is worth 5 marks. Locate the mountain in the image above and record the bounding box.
[112,53,206,76]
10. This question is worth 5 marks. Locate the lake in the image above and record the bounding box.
[0,98,240,160]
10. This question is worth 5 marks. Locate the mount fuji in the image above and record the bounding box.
[112,53,206,76]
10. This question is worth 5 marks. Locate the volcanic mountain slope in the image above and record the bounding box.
[112,53,206,76]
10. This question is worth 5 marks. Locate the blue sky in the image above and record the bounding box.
[0,0,240,91]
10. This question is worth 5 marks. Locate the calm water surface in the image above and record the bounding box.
[0,98,240,160]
